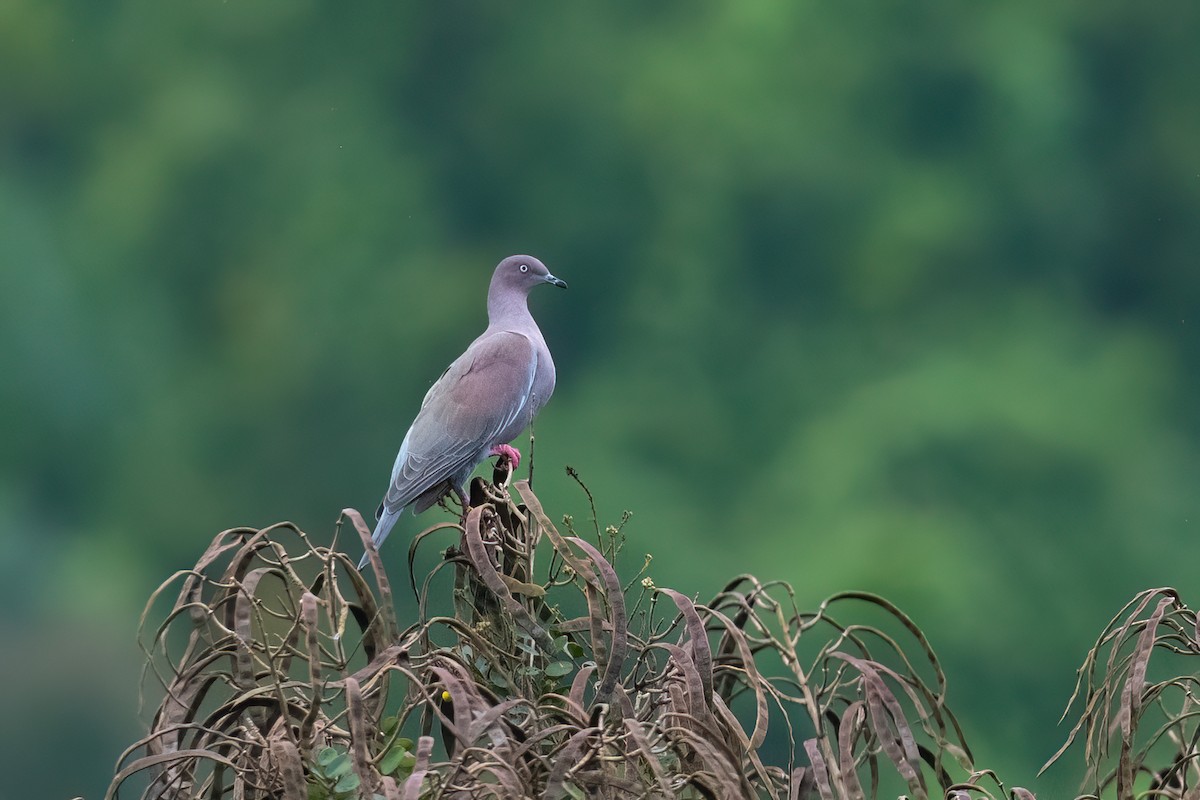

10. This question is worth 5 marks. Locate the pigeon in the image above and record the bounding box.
[358,255,567,568]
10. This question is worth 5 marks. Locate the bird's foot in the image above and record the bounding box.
[489,443,521,471]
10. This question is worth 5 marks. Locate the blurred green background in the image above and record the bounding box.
[2,2,1198,797]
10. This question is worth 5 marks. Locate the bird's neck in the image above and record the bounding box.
[487,291,533,328]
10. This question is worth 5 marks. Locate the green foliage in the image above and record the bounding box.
[307,748,360,800]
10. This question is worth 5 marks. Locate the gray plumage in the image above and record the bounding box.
[358,255,566,569]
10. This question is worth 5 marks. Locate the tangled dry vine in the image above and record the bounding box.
[107,475,1200,799]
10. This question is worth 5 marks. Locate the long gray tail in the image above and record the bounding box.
[357,507,402,570]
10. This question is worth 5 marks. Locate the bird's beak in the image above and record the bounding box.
[545,273,568,289]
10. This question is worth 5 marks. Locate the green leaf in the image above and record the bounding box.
[552,635,568,652]
[563,782,586,799]
[334,772,360,793]
[565,641,586,659]
[326,754,352,779]
[545,660,574,677]
[379,745,409,776]
[316,747,340,767]
[380,716,398,736]
[307,780,329,800]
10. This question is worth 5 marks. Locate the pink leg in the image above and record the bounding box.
[489,443,521,470]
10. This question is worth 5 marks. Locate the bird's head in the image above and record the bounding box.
[492,255,568,294]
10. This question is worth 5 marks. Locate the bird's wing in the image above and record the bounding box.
[382,331,537,513]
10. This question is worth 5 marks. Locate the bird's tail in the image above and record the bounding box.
[357,507,401,570]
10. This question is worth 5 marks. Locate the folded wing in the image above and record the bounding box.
[382,331,537,514]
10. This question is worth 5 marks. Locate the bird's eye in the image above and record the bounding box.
[519,264,529,273]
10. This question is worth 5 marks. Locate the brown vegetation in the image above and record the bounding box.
[107,475,1199,799]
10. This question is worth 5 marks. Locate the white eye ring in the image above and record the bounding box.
[519,264,529,273]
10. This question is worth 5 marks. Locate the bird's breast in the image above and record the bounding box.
[533,350,556,410]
